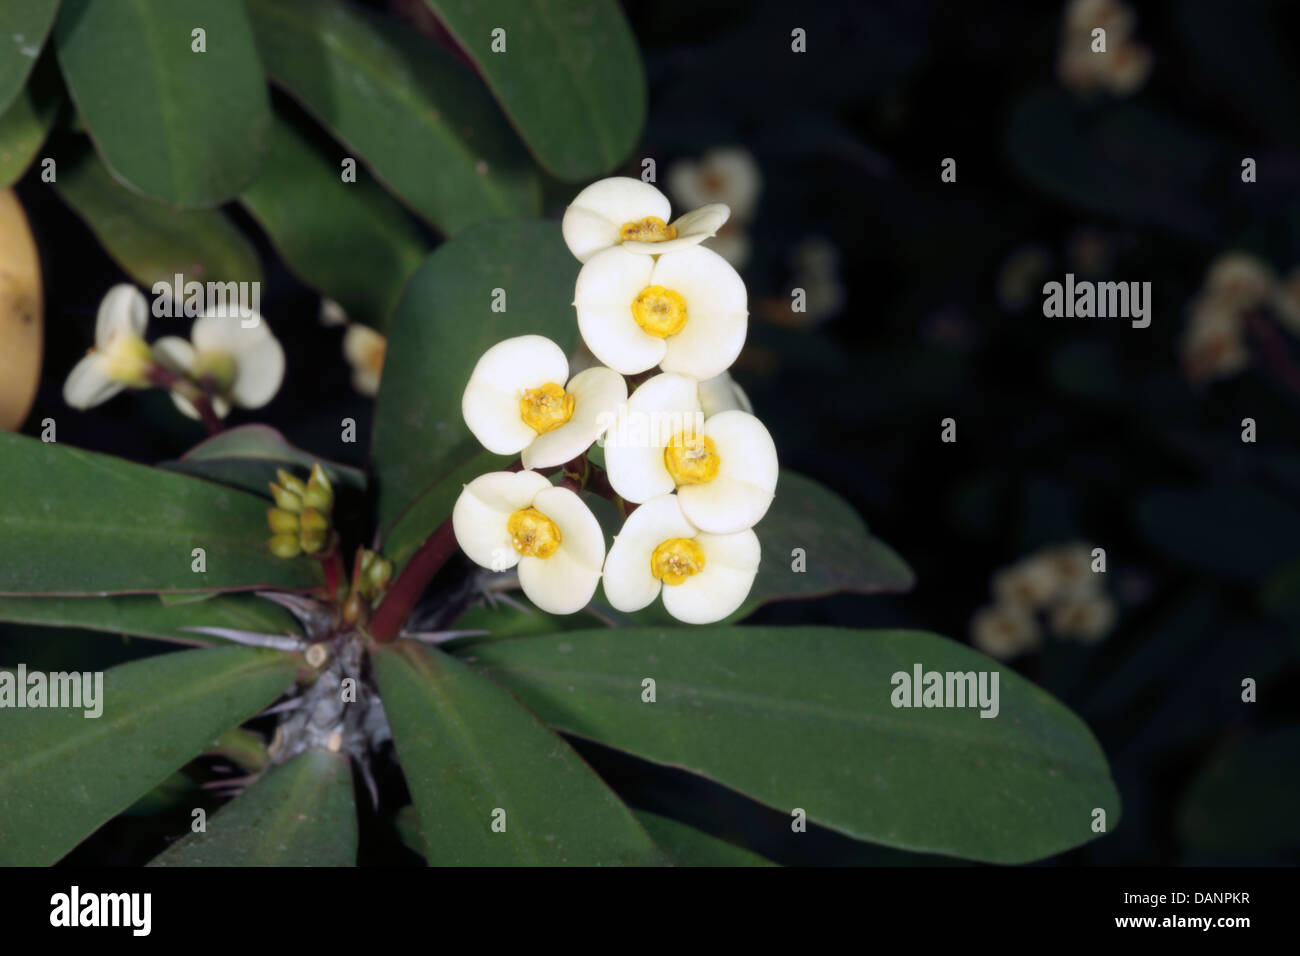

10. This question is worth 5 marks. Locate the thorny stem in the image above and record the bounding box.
[146,363,225,436]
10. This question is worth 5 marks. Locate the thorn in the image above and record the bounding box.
[399,629,490,645]
[180,626,306,651]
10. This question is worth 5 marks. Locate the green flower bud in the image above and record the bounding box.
[300,529,329,555]
[267,507,299,534]
[359,548,376,574]
[268,533,301,558]
[303,463,334,512]
[269,482,304,513]
[367,556,394,593]
[276,469,307,497]
[299,508,329,533]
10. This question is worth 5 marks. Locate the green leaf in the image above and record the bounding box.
[372,219,578,539]
[0,0,59,115]
[160,424,366,497]
[53,0,270,206]
[1137,483,1300,582]
[0,593,301,646]
[373,640,665,865]
[0,55,59,188]
[633,810,775,867]
[150,749,356,866]
[239,111,430,332]
[461,627,1121,864]
[0,433,320,595]
[246,0,539,234]
[0,646,296,865]
[421,0,645,181]
[54,143,263,286]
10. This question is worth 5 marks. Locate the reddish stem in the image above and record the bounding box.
[146,363,225,435]
[368,518,459,642]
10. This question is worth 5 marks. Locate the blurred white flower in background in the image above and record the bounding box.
[668,147,761,269]
[1057,0,1152,97]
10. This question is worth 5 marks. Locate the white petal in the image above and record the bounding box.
[151,335,195,375]
[95,284,148,348]
[191,312,258,354]
[698,371,752,417]
[620,203,731,256]
[463,335,570,455]
[522,366,627,470]
[574,247,663,375]
[604,373,702,504]
[650,246,747,380]
[601,494,694,613]
[171,391,232,420]
[343,324,385,367]
[661,529,760,624]
[63,355,121,409]
[516,486,605,614]
[451,470,553,570]
[677,410,777,533]
[562,177,671,262]
[229,331,285,409]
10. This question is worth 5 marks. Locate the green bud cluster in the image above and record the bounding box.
[267,464,335,557]
[356,548,394,600]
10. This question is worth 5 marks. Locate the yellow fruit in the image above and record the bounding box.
[0,190,42,430]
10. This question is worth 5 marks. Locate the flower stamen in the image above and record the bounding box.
[507,507,562,559]
[619,216,677,244]
[650,537,706,585]
[520,382,575,434]
[664,432,719,486]
[631,285,688,338]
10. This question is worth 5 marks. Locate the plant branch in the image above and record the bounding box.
[146,363,225,435]
[368,517,459,643]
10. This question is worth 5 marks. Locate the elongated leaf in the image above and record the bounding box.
[0,55,59,187]
[0,593,300,646]
[633,810,775,867]
[462,627,1121,863]
[0,0,59,114]
[54,0,270,206]
[373,641,665,865]
[240,111,429,332]
[160,424,366,497]
[421,0,645,181]
[0,433,320,595]
[54,144,262,286]
[150,749,356,866]
[372,219,578,537]
[0,646,297,865]
[247,0,538,233]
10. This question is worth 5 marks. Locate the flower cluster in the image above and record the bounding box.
[266,464,335,557]
[1056,0,1152,97]
[64,284,285,421]
[970,542,1117,660]
[1180,252,1300,384]
[453,177,779,623]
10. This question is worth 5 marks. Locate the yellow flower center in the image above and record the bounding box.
[650,537,706,586]
[619,216,677,244]
[192,349,238,392]
[507,507,562,559]
[631,285,688,338]
[664,432,719,486]
[100,332,154,387]
[520,382,575,434]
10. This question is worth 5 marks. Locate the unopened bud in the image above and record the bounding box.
[300,529,328,555]
[276,469,307,497]
[267,507,299,534]
[269,482,303,513]
[367,556,394,593]
[299,508,329,533]
[303,463,334,511]
[268,533,301,558]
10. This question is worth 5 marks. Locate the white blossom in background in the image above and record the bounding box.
[452,470,605,615]
[971,603,1043,660]
[668,147,762,269]
[63,284,155,409]
[1057,0,1152,97]
[153,311,285,419]
[344,324,386,397]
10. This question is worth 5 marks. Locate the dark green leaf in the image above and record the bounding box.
[54,0,270,206]
[0,592,301,646]
[246,0,539,233]
[0,54,59,188]
[0,646,296,865]
[373,640,665,865]
[421,0,645,181]
[372,219,578,540]
[150,749,356,866]
[240,111,430,332]
[0,0,59,114]
[54,143,262,286]
[462,627,1121,863]
[0,433,320,595]
[160,423,366,497]
[633,809,775,867]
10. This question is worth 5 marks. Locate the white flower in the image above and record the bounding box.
[574,245,747,379]
[1204,251,1276,312]
[343,324,386,397]
[604,373,777,534]
[971,603,1042,660]
[697,370,752,418]
[1050,594,1117,644]
[461,335,626,470]
[992,555,1061,609]
[452,470,604,615]
[1180,297,1248,384]
[667,147,762,224]
[603,493,760,624]
[561,177,730,264]
[319,297,348,327]
[153,310,285,419]
[63,284,155,409]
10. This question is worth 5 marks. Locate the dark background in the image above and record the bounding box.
[6,0,1300,865]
